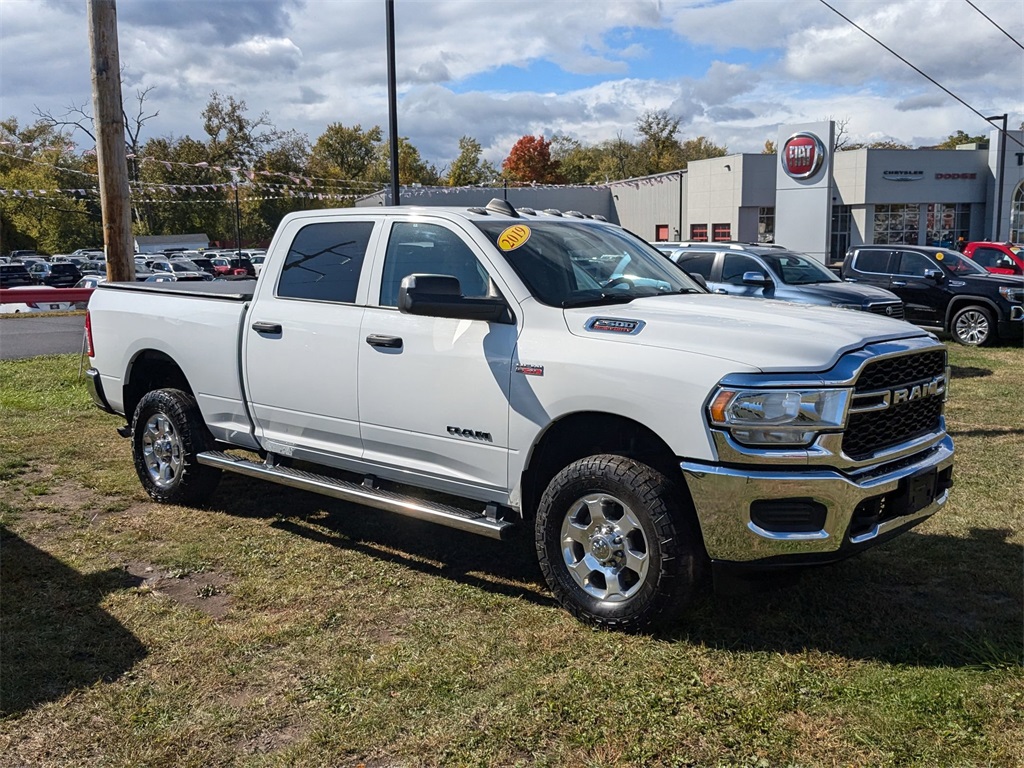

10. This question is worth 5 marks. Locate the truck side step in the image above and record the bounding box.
[196,451,514,540]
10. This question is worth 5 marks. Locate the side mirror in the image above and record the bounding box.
[398,274,513,323]
[923,268,944,282]
[686,272,708,292]
[742,270,773,288]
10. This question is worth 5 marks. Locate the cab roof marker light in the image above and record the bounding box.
[485,198,519,217]
[543,209,563,217]
[564,210,585,218]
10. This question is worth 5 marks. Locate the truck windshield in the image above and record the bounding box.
[474,220,701,307]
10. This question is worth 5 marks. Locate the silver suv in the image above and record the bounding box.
[664,241,905,318]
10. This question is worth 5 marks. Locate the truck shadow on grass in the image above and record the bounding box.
[0,526,148,717]
[212,476,1022,669]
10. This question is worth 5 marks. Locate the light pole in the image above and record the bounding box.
[985,113,1008,242]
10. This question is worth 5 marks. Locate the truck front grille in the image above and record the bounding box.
[843,349,946,461]
[867,301,904,320]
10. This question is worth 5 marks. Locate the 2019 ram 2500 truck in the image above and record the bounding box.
[85,200,954,630]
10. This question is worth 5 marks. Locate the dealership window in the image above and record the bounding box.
[757,207,775,243]
[712,223,731,242]
[1011,182,1024,244]
[830,205,851,262]
[873,204,919,245]
[924,203,970,249]
[690,224,708,241]
[655,224,669,241]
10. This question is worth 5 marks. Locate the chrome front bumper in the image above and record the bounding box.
[681,435,954,564]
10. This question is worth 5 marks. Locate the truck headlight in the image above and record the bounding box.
[708,388,850,447]
[998,286,1023,303]
[830,302,861,311]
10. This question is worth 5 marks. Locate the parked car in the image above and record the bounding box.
[146,260,207,281]
[0,285,75,314]
[961,241,1024,276]
[187,257,218,276]
[81,260,107,275]
[0,263,34,288]
[667,242,905,317]
[210,256,255,277]
[842,244,1024,346]
[27,261,82,287]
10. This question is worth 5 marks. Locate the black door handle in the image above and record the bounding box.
[252,321,282,334]
[366,334,403,348]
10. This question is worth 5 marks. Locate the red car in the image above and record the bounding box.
[962,241,1024,276]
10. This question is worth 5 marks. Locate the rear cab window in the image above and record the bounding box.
[277,221,375,303]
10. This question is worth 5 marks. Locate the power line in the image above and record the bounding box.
[817,0,1023,149]
[963,0,1024,52]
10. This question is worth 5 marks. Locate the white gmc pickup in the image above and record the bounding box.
[85,199,954,629]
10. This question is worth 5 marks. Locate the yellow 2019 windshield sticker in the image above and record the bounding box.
[497,224,531,251]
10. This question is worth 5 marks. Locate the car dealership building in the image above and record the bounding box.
[361,121,1024,263]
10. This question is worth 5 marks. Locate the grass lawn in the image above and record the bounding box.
[1,343,1021,767]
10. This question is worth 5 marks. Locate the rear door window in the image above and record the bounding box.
[853,250,893,274]
[277,221,375,303]
[675,251,716,279]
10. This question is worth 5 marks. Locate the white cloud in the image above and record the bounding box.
[0,0,1020,169]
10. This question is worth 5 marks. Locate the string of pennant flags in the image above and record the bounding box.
[2,142,686,199]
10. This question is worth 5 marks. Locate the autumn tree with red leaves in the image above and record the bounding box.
[501,135,564,183]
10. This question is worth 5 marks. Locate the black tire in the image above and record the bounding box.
[950,305,994,346]
[131,388,221,505]
[535,454,707,631]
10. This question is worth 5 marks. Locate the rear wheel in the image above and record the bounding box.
[951,305,994,346]
[535,455,707,630]
[131,388,221,504]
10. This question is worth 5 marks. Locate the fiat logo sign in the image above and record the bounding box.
[781,132,826,180]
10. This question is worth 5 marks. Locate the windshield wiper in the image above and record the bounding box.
[561,292,637,308]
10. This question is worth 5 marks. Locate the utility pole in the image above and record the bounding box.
[88,0,134,281]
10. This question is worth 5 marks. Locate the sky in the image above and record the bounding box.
[1,0,1022,172]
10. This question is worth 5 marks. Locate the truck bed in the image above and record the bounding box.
[97,280,256,301]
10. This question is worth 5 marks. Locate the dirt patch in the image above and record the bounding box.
[239,722,309,756]
[124,561,233,619]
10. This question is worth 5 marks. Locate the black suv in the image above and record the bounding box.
[0,263,34,288]
[28,261,83,287]
[842,244,1024,346]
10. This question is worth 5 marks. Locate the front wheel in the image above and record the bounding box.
[951,305,994,346]
[535,455,707,631]
[131,388,221,505]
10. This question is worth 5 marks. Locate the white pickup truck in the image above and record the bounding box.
[85,200,954,630]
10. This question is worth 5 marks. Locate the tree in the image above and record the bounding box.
[308,123,382,183]
[502,135,564,183]
[446,136,497,187]
[935,130,987,149]
[201,91,283,168]
[678,136,728,166]
[0,118,97,254]
[635,109,683,174]
[550,134,599,184]
[368,136,441,186]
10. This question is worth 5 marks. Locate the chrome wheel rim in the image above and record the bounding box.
[560,493,650,602]
[955,310,989,345]
[141,413,184,488]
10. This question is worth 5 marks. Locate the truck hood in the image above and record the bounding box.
[563,294,929,372]
[778,281,899,304]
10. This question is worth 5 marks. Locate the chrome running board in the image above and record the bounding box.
[197,450,514,540]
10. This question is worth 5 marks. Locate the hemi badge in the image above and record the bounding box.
[516,363,544,376]
[586,317,646,335]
